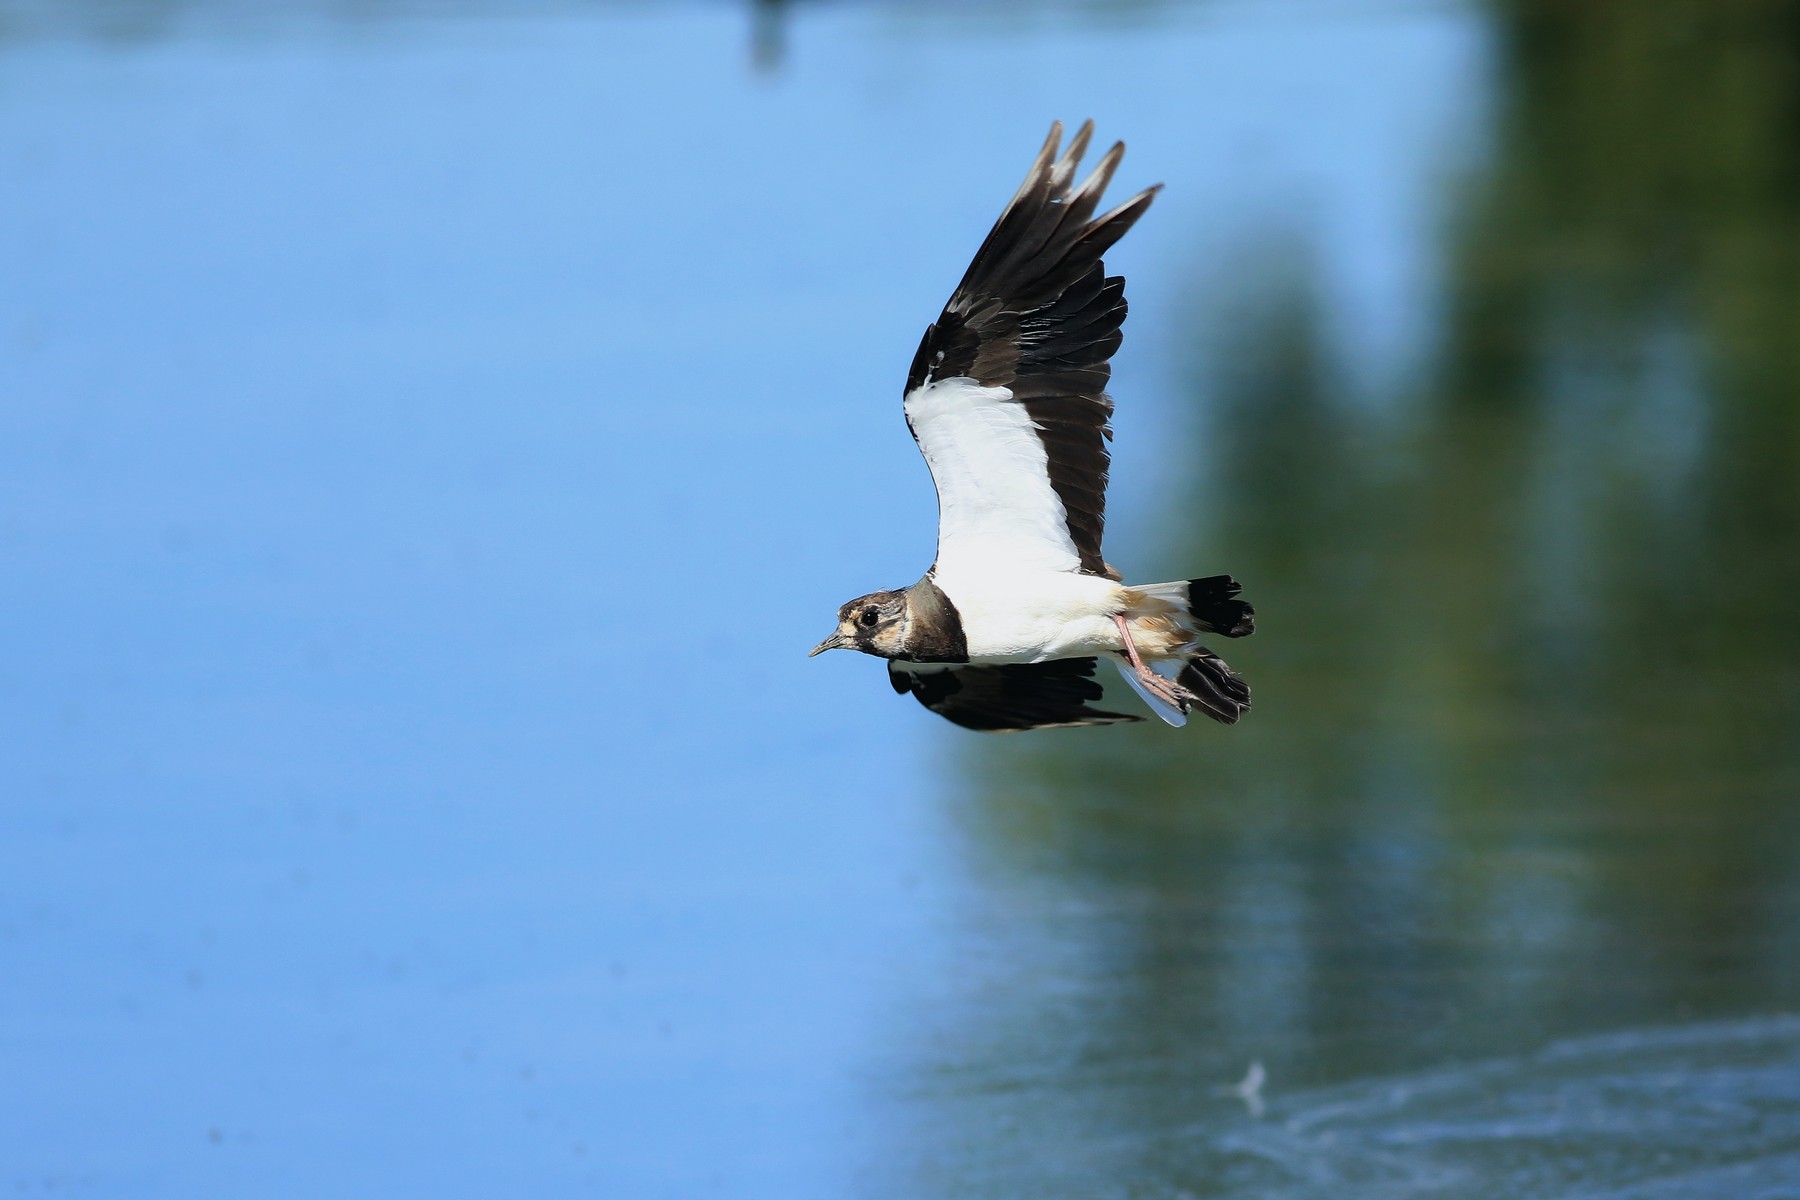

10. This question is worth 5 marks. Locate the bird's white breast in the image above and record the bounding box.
[933,568,1127,663]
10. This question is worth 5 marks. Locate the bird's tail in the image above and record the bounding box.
[1158,574,1255,639]
[1114,575,1254,727]
[1172,646,1252,725]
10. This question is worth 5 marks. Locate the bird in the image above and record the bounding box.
[809,120,1254,732]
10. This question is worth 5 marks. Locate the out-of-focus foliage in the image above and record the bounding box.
[933,3,1800,1191]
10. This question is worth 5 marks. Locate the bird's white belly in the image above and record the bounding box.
[934,569,1127,663]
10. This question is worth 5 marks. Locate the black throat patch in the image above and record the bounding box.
[899,576,970,663]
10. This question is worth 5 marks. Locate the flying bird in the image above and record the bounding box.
[810,121,1254,732]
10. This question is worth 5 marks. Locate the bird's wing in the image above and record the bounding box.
[903,120,1159,579]
[888,658,1142,732]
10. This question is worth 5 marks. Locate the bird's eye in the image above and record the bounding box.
[859,607,880,627]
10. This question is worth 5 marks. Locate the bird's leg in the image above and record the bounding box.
[1113,612,1149,673]
[1112,613,1198,711]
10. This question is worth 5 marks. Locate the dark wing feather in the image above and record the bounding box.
[904,121,1159,579]
[888,658,1142,732]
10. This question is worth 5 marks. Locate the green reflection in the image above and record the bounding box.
[916,4,1800,1195]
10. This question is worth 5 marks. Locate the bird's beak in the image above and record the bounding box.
[808,631,850,657]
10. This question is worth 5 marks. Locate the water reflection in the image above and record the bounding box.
[925,4,1800,1194]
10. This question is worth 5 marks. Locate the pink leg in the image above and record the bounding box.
[1113,613,1196,712]
[1112,613,1148,673]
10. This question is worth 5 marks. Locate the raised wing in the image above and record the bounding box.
[903,120,1159,579]
[888,658,1141,732]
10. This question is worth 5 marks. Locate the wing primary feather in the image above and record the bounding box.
[1052,120,1095,189]
[1065,141,1125,220]
[1075,185,1162,258]
[903,123,1160,577]
[1000,121,1065,213]
[890,659,1142,732]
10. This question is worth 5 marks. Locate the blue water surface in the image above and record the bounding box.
[18,4,1791,1199]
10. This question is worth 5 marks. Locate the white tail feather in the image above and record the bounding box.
[1132,580,1194,607]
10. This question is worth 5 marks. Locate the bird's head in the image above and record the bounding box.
[809,589,908,658]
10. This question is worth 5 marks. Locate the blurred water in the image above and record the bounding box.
[1195,1018,1800,1198]
[2,1,1798,1197]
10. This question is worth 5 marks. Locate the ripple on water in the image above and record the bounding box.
[1205,1017,1800,1199]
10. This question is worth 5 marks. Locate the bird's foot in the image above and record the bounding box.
[1133,665,1200,713]
[1111,613,1200,714]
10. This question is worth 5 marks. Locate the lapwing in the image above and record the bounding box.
[810,121,1254,732]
